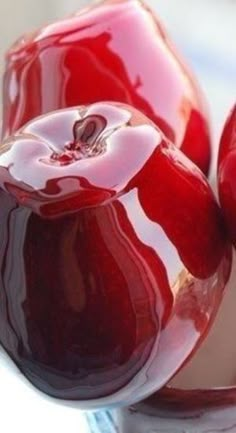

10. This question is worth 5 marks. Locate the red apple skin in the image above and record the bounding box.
[218,105,236,245]
[0,103,231,408]
[2,0,211,175]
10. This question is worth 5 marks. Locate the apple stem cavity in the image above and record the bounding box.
[49,115,107,166]
[69,115,107,157]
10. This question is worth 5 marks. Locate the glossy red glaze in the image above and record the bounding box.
[0,103,231,408]
[2,0,211,175]
[218,105,236,245]
[117,387,236,432]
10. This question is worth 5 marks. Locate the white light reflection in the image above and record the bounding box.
[119,189,183,294]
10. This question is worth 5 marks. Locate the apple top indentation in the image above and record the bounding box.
[0,102,162,218]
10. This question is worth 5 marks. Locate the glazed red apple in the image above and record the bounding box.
[0,102,231,408]
[2,0,211,175]
[218,105,236,245]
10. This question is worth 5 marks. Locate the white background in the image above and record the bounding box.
[0,1,235,432]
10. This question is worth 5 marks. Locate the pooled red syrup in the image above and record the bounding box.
[0,103,231,408]
[2,0,211,175]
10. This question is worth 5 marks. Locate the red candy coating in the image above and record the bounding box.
[218,105,236,245]
[2,0,211,174]
[0,102,231,408]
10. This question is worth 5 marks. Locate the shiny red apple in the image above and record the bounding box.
[2,0,211,175]
[116,251,236,432]
[0,102,231,408]
[218,105,236,245]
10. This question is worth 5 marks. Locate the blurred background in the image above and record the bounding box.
[0,1,235,432]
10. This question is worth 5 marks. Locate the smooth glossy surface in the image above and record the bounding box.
[0,103,231,408]
[2,0,211,175]
[218,105,236,246]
